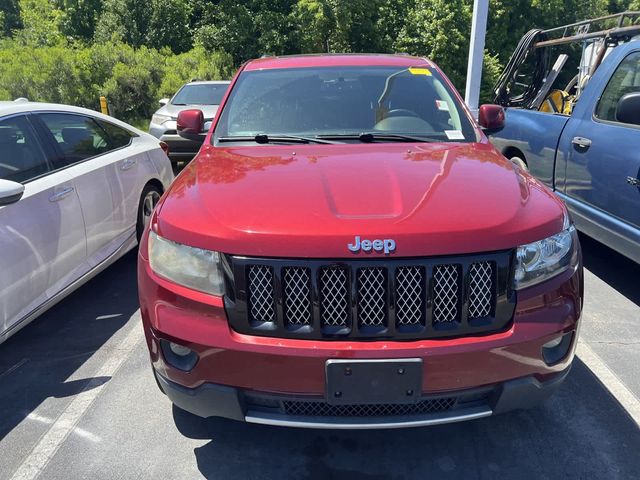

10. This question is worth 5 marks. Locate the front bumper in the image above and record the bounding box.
[155,366,571,429]
[138,248,582,428]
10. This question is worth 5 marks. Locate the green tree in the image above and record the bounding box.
[58,0,104,42]
[0,0,22,36]
[291,0,334,52]
[394,0,472,89]
[15,0,66,46]
[329,0,386,52]
[94,0,151,47]
[193,1,256,63]
[146,0,193,53]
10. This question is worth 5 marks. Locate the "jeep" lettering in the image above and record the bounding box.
[347,236,396,255]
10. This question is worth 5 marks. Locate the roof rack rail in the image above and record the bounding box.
[534,11,640,48]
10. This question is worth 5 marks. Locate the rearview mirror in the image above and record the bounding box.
[478,104,506,132]
[159,98,169,107]
[616,92,640,125]
[0,179,25,206]
[177,109,206,142]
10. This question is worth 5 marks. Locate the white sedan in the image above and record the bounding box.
[0,101,173,343]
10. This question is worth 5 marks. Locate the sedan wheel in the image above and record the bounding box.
[137,184,162,242]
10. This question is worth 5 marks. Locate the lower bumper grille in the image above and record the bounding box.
[283,398,456,417]
[225,252,515,340]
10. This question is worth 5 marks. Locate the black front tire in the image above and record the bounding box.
[136,183,162,243]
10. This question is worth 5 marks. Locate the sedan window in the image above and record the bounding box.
[0,115,49,183]
[38,113,119,167]
[96,120,135,149]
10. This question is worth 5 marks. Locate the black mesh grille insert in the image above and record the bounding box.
[283,398,457,417]
[468,261,494,319]
[247,265,276,323]
[357,267,387,326]
[232,252,511,340]
[283,267,312,325]
[320,266,350,327]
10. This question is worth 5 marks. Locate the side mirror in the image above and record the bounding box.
[0,179,25,206]
[478,104,506,132]
[159,98,169,107]
[177,109,206,142]
[616,92,640,125]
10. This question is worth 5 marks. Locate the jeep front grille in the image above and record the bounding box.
[227,252,514,340]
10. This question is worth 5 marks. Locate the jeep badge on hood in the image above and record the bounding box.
[347,236,396,255]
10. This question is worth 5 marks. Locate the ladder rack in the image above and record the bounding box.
[534,11,640,48]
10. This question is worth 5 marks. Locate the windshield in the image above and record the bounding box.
[214,66,477,143]
[171,83,228,106]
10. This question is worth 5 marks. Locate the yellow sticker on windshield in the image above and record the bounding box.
[409,67,432,76]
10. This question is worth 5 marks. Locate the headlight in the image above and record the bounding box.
[151,114,172,125]
[513,225,579,290]
[148,232,225,295]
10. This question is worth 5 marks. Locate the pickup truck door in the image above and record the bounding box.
[557,50,640,252]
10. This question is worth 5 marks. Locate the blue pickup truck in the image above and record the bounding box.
[490,40,640,264]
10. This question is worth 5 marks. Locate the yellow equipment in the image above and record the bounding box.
[539,89,573,114]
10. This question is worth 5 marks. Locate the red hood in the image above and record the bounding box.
[156,142,566,258]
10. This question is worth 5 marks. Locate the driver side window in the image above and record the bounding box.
[595,51,640,124]
[0,115,49,183]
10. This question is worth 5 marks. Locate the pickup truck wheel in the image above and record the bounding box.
[510,156,528,171]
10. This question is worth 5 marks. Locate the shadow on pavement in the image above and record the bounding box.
[172,358,640,479]
[579,232,640,307]
[0,251,140,441]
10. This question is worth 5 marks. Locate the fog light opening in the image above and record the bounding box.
[543,336,563,349]
[542,332,574,366]
[169,342,192,357]
[160,339,199,371]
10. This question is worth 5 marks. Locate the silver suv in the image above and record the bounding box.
[149,80,230,163]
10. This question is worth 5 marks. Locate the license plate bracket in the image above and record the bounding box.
[325,359,423,405]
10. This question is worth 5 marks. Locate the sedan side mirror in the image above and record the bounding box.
[478,104,506,132]
[159,98,169,107]
[616,92,640,125]
[177,109,206,142]
[0,179,25,206]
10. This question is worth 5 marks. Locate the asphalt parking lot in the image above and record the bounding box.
[1,234,639,480]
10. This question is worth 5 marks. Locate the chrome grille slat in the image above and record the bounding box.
[247,265,276,323]
[283,267,312,325]
[320,267,350,327]
[396,266,424,325]
[433,264,460,323]
[357,267,387,326]
[468,262,494,319]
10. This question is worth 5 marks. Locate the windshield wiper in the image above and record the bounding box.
[217,134,338,145]
[317,132,438,143]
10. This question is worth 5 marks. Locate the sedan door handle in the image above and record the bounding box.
[120,158,137,171]
[571,136,592,149]
[627,176,640,186]
[49,186,74,202]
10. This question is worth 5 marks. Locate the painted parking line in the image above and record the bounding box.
[577,340,640,427]
[9,323,143,480]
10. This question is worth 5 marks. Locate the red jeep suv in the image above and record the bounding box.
[138,54,583,429]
